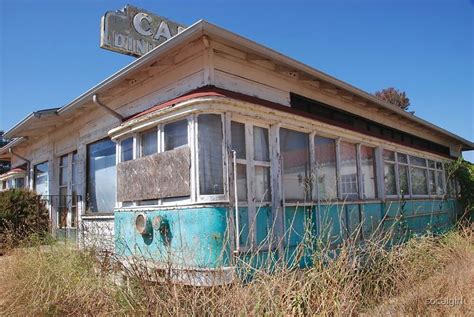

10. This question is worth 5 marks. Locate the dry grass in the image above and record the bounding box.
[0,226,473,316]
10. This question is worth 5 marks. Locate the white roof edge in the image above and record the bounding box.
[57,19,206,115]
[4,20,472,150]
[0,137,27,154]
[200,21,474,150]
[4,109,59,139]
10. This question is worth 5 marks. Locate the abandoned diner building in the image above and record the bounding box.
[1,15,473,276]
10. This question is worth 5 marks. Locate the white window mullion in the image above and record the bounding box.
[356,144,363,200]
[270,123,282,249]
[188,116,197,204]
[309,132,317,201]
[394,153,401,198]
[246,123,256,249]
[335,138,342,200]
[375,147,385,199]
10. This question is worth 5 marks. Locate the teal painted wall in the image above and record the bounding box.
[115,199,459,270]
[115,207,230,268]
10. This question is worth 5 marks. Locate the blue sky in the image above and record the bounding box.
[0,0,473,160]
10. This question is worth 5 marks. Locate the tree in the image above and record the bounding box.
[374,87,410,111]
[0,131,10,174]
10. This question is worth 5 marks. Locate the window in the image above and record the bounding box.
[164,119,188,151]
[141,129,157,156]
[409,155,428,195]
[280,128,310,201]
[71,152,78,227]
[339,141,358,200]
[14,178,25,188]
[397,153,410,196]
[360,145,377,199]
[34,162,49,196]
[383,150,396,196]
[231,122,247,201]
[87,138,116,213]
[253,126,271,202]
[121,137,133,162]
[198,114,224,195]
[314,136,337,200]
[58,154,68,228]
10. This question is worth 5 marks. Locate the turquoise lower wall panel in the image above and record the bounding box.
[115,207,230,268]
[115,199,460,271]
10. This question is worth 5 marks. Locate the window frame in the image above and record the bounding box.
[117,115,195,208]
[85,137,117,215]
[196,112,228,203]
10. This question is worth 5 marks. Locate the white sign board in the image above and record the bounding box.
[100,5,186,57]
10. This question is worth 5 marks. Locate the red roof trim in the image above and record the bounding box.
[125,86,289,121]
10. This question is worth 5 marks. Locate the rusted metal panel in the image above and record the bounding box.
[117,146,191,201]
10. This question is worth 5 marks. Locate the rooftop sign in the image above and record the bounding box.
[100,5,186,57]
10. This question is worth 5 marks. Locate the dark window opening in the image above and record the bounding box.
[290,93,450,156]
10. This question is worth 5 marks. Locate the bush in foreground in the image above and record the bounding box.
[0,225,472,316]
[0,189,50,249]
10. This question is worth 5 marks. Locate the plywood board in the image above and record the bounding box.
[117,146,191,201]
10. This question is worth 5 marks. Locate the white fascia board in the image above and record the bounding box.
[0,137,27,154]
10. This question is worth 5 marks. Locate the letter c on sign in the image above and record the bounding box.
[133,12,153,36]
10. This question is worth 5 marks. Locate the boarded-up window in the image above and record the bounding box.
[117,146,191,202]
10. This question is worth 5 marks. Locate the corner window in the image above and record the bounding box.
[87,138,116,213]
[198,114,224,195]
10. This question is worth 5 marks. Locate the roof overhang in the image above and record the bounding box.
[3,20,473,151]
[4,108,59,139]
[0,137,27,160]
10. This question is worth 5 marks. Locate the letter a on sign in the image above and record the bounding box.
[154,21,172,40]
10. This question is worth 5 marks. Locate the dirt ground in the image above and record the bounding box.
[366,253,474,316]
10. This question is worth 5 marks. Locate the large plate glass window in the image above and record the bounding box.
[87,138,116,213]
